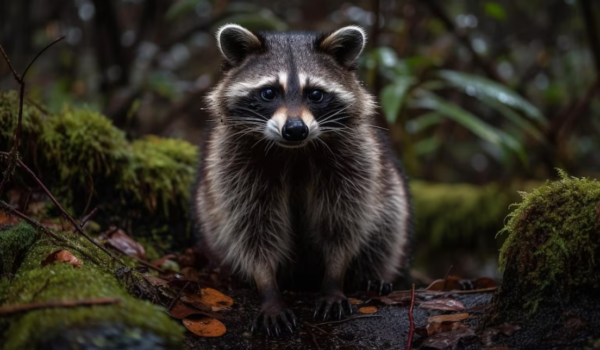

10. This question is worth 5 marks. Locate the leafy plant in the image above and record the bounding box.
[364,47,547,167]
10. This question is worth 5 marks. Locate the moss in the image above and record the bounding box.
[121,136,197,216]
[0,223,183,350]
[0,222,39,277]
[0,91,199,249]
[495,170,600,314]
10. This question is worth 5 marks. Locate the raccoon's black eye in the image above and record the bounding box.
[261,88,277,101]
[308,90,324,102]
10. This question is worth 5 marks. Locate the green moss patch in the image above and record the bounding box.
[495,170,600,314]
[0,91,198,250]
[0,223,183,350]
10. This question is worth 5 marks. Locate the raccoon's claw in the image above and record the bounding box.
[314,293,353,321]
[366,280,393,296]
[251,307,296,336]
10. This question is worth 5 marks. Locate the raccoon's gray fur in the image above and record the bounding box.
[192,24,413,335]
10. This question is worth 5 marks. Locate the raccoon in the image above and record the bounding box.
[192,24,413,335]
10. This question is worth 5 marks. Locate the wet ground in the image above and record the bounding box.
[183,289,494,350]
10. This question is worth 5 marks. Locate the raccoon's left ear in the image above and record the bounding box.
[216,24,262,64]
[319,26,367,68]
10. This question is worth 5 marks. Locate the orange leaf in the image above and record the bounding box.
[0,211,19,225]
[41,250,82,269]
[168,300,222,320]
[427,313,469,324]
[183,317,226,337]
[358,306,378,314]
[348,298,363,305]
[200,288,234,311]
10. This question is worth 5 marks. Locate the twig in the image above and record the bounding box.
[21,37,65,81]
[442,264,453,291]
[0,297,120,315]
[79,207,98,228]
[391,286,498,295]
[303,321,328,335]
[0,44,21,82]
[168,281,190,311]
[4,156,126,267]
[314,314,382,327]
[306,324,322,350]
[0,200,63,241]
[405,283,415,350]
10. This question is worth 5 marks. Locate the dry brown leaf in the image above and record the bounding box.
[200,288,234,311]
[421,328,476,349]
[358,306,378,314]
[480,323,521,346]
[41,250,82,269]
[420,298,465,311]
[427,313,469,324]
[427,321,469,336]
[143,274,169,287]
[348,298,363,305]
[0,211,19,225]
[168,300,222,320]
[151,254,177,267]
[378,291,412,305]
[102,228,146,260]
[183,317,226,337]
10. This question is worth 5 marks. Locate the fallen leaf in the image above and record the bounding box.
[180,267,200,282]
[0,211,19,225]
[102,228,146,260]
[168,300,223,320]
[200,288,234,311]
[183,317,226,337]
[151,254,177,267]
[421,328,475,349]
[358,306,378,314]
[420,298,465,311]
[180,291,213,312]
[427,313,469,324]
[473,278,497,289]
[348,298,363,305]
[378,291,412,305]
[41,250,82,268]
[143,274,169,287]
[427,321,469,336]
[480,323,521,346]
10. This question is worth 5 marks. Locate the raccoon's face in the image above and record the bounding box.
[208,24,372,149]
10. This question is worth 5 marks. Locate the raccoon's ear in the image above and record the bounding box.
[216,24,262,64]
[320,26,367,68]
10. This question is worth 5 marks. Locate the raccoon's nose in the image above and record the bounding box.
[282,119,308,141]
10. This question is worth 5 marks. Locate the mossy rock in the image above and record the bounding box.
[485,171,600,346]
[0,91,198,251]
[0,223,183,350]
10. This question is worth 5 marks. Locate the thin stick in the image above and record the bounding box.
[0,44,21,82]
[0,200,62,241]
[79,207,98,228]
[10,157,126,266]
[314,314,382,327]
[405,283,415,350]
[390,286,498,295]
[306,324,321,350]
[442,264,453,291]
[0,297,120,315]
[303,322,328,335]
[168,281,190,311]
[21,37,65,81]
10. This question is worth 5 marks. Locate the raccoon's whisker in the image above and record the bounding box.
[318,104,354,123]
[366,124,389,131]
[234,107,269,121]
[314,137,335,158]
[251,136,268,149]
[265,140,276,155]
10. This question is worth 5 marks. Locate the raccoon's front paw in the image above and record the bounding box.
[314,291,353,321]
[250,301,297,336]
[366,280,393,295]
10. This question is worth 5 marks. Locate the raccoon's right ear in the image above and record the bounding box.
[216,24,262,64]
[320,26,367,68]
